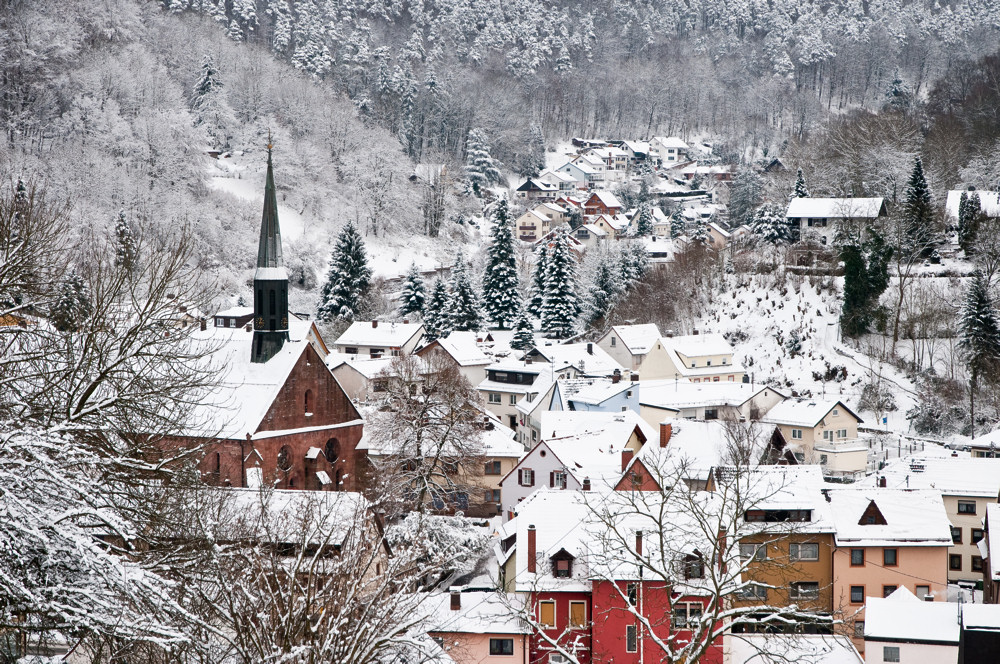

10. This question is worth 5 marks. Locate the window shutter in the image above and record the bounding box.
[550,471,555,488]
[528,470,534,486]
[518,469,524,485]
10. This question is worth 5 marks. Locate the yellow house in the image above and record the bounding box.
[638,333,746,382]
[762,399,866,475]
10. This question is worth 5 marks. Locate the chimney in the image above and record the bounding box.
[635,530,643,556]
[582,477,591,491]
[450,591,461,611]
[403,318,409,324]
[660,423,672,448]
[878,476,887,488]
[621,449,634,471]
[527,525,537,573]
[372,320,378,328]
[587,343,593,355]
[612,369,621,384]
[245,323,252,332]
[199,317,207,331]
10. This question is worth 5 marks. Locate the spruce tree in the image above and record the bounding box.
[840,230,893,337]
[634,201,654,236]
[51,270,91,333]
[728,168,763,226]
[464,128,503,196]
[423,278,451,339]
[749,203,793,244]
[399,263,426,318]
[902,157,934,257]
[670,212,686,239]
[528,243,548,317]
[482,200,520,328]
[619,241,649,287]
[192,55,222,107]
[958,270,1000,437]
[447,251,482,332]
[317,221,372,322]
[518,124,546,177]
[114,209,138,275]
[587,256,621,326]
[540,231,580,339]
[793,168,809,198]
[511,307,536,351]
[958,191,982,256]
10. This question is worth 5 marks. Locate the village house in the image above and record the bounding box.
[640,235,676,268]
[514,376,557,447]
[331,320,425,358]
[514,177,560,202]
[638,332,746,383]
[523,341,624,379]
[978,503,1000,603]
[583,190,624,218]
[583,146,629,183]
[572,222,608,249]
[415,331,493,386]
[478,360,545,430]
[874,456,1000,582]
[550,376,640,415]
[637,381,785,427]
[786,197,887,245]
[327,356,398,403]
[649,136,688,165]
[515,202,570,243]
[589,213,630,239]
[536,168,578,195]
[761,399,866,475]
[424,591,529,663]
[614,139,651,166]
[597,323,663,374]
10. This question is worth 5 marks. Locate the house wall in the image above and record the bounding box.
[480,387,527,430]
[814,445,868,474]
[430,631,528,664]
[500,443,582,519]
[734,534,835,614]
[832,545,948,655]
[330,364,369,403]
[570,387,640,414]
[773,407,860,459]
[638,405,681,428]
[530,591,592,664]
[943,494,990,582]
[863,640,957,664]
[639,341,743,382]
[596,332,644,372]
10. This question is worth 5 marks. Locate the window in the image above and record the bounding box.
[277,446,292,472]
[369,348,384,359]
[707,360,712,366]
[916,585,930,599]
[625,625,637,652]
[791,429,803,440]
[883,646,900,662]
[850,586,864,603]
[738,584,768,600]
[820,455,829,464]
[823,430,833,441]
[952,526,963,544]
[627,582,638,606]
[713,376,720,382]
[485,460,502,475]
[883,548,898,567]
[972,528,985,544]
[973,556,984,572]
[790,582,819,600]
[854,621,865,638]
[621,406,628,412]
[519,468,534,487]
[569,601,586,627]
[832,409,839,416]
[790,543,820,562]
[705,408,719,420]
[551,471,567,489]
[672,603,702,629]
[683,554,705,579]
[837,429,848,438]
[344,347,358,355]
[510,394,518,405]
[958,500,977,514]
[626,390,633,397]
[485,489,501,502]
[539,601,555,627]
[304,389,312,415]
[691,362,696,368]
[611,336,617,347]
[489,393,502,404]
[882,585,897,598]
[553,557,573,578]
[740,543,766,561]
[950,554,963,571]
[489,638,514,656]
[851,549,865,566]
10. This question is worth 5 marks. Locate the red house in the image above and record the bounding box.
[583,191,624,218]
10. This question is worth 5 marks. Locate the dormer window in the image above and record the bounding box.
[682,553,705,580]
[550,549,575,578]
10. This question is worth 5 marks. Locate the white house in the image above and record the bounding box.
[638,333,745,382]
[761,399,866,474]
[415,331,492,386]
[597,323,662,374]
[649,136,688,165]
[637,381,785,428]
[332,320,425,358]
[864,588,959,664]
[786,197,887,245]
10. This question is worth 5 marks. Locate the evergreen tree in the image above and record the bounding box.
[634,201,654,236]
[317,221,372,322]
[528,244,548,317]
[840,230,893,337]
[619,241,649,286]
[728,168,763,226]
[958,191,982,256]
[114,209,138,275]
[540,231,580,339]
[518,124,546,177]
[423,278,451,339]
[192,55,222,106]
[464,128,503,196]
[399,263,425,318]
[670,212,686,239]
[511,307,535,351]
[958,270,1000,438]
[586,256,622,326]
[690,220,711,244]
[482,200,520,328]
[793,168,809,198]
[447,251,482,332]
[902,157,934,257]
[749,203,793,244]
[50,270,91,333]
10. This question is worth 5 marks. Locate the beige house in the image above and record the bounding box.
[327,357,398,403]
[415,331,492,386]
[637,381,785,427]
[515,203,570,243]
[762,399,866,475]
[332,320,424,358]
[597,323,662,374]
[875,457,1000,582]
[477,361,545,430]
[639,333,746,382]
[425,591,529,663]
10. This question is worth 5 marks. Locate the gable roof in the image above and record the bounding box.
[638,381,784,411]
[527,342,624,376]
[586,191,623,209]
[786,197,886,219]
[333,321,424,349]
[762,399,862,428]
[864,593,961,645]
[604,323,662,355]
[419,331,491,367]
[423,591,528,635]
[873,457,1000,497]
[652,136,688,149]
[827,489,952,547]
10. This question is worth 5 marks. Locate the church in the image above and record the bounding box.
[163,148,365,492]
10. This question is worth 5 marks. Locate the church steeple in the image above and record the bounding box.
[251,139,290,364]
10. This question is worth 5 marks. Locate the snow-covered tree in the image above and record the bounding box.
[902,157,934,257]
[884,74,913,112]
[423,278,451,339]
[540,231,580,339]
[634,201,654,236]
[793,168,809,198]
[482,200,520,328]
[728,168,763,227]
[619,241,649,286]
[840,230,893,337]
[518,124,546,177]
[448,251,482,332]
[690,220,711,244]
[749,203,793,244]
[528,243,548,317]
[511,306,535,351]
[398,262,425,318]
[958,269,1000,438]
[318,221,372,322]
[50,269,91,332]
[192,54,222,105]
[114,208,138,274]
[958,191,982,256]
[670,212,686,238]
[586,256,622,326]
[464,128,503,196]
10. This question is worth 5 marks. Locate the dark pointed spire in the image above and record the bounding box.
[257,136,283,270]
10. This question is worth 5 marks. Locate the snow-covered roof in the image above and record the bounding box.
[761,399,861,428]
[729,635,862,664]
[428,332,492,367]
[539,409,654,444]
[663,332,734,358]
[538,168,576,184]
[360,407,520,458]
[607,323,662,355]
[639,381,783,411]
[619,140,649,154]
[559,160,599,176]
[536,202,567,215]
[864,591,960,645]
[633,418,770,483]
[511,491,594,592]
[594,213,630,231]
[333,321,424,349]
[516,178,557,192]
[944,190,1000,220]
[423,591,527,635]
[564,379,632,406]
[827,489,952,547]
[580,223,608,237]
[528,342,623,376]
[588,191,623,209]
[652,136,688,149]
[515,376,556,418]
[326,356,398,379]
[214,306,254,318]
[962,603,1000,631]
[786,197,886,219]
[872,457,1000,497]
[708,222,730,237]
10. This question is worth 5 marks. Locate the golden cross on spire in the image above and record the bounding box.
[267,128,273,154]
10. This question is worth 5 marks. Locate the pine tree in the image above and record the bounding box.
[317,221,372,322]
[447,251,482,332]
[619,241,649,286]
[670,212,686,239]
[586,256,621,326]
[511,307,536,351]
[634,201,654,236]
[482,200,520,328]
[423,278,451,339]
[840,230,893,337]
[728,168,763,226]
[528,243,548,317]
[958,191,982,256]
[399,263,426,318]
[958,270,1000,437]
[540,231,580,339]
[192,55,222,107]
[903,157,934,257]
[51,270,91,333]
[518,124,546,178]
[464,128,503,196]
[749,203,793,244]
[690,220,710,244]
[793,168,809,198]
[114,209,138,275]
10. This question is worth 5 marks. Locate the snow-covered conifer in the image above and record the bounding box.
[464,128,503,196]
[192,55,222,107]
[528,243,548,317]
[793,168,809,198]
[399,263,425,318]
[482,200,520,328]
[749,203,793,244]
[540,231,579,339]
[634,201,654,236]
[959,269,1000,436]
[958,191,982,256]
[448,251,482,332]
[902,157,934,257]
[50,270,91,332]
[619,241,649,286]
[511,307,535,351]
[114,209,138,274]
[670,212,686,239]
[317,221,372,322]
[423,278,451,339]
[586,256,621,325]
